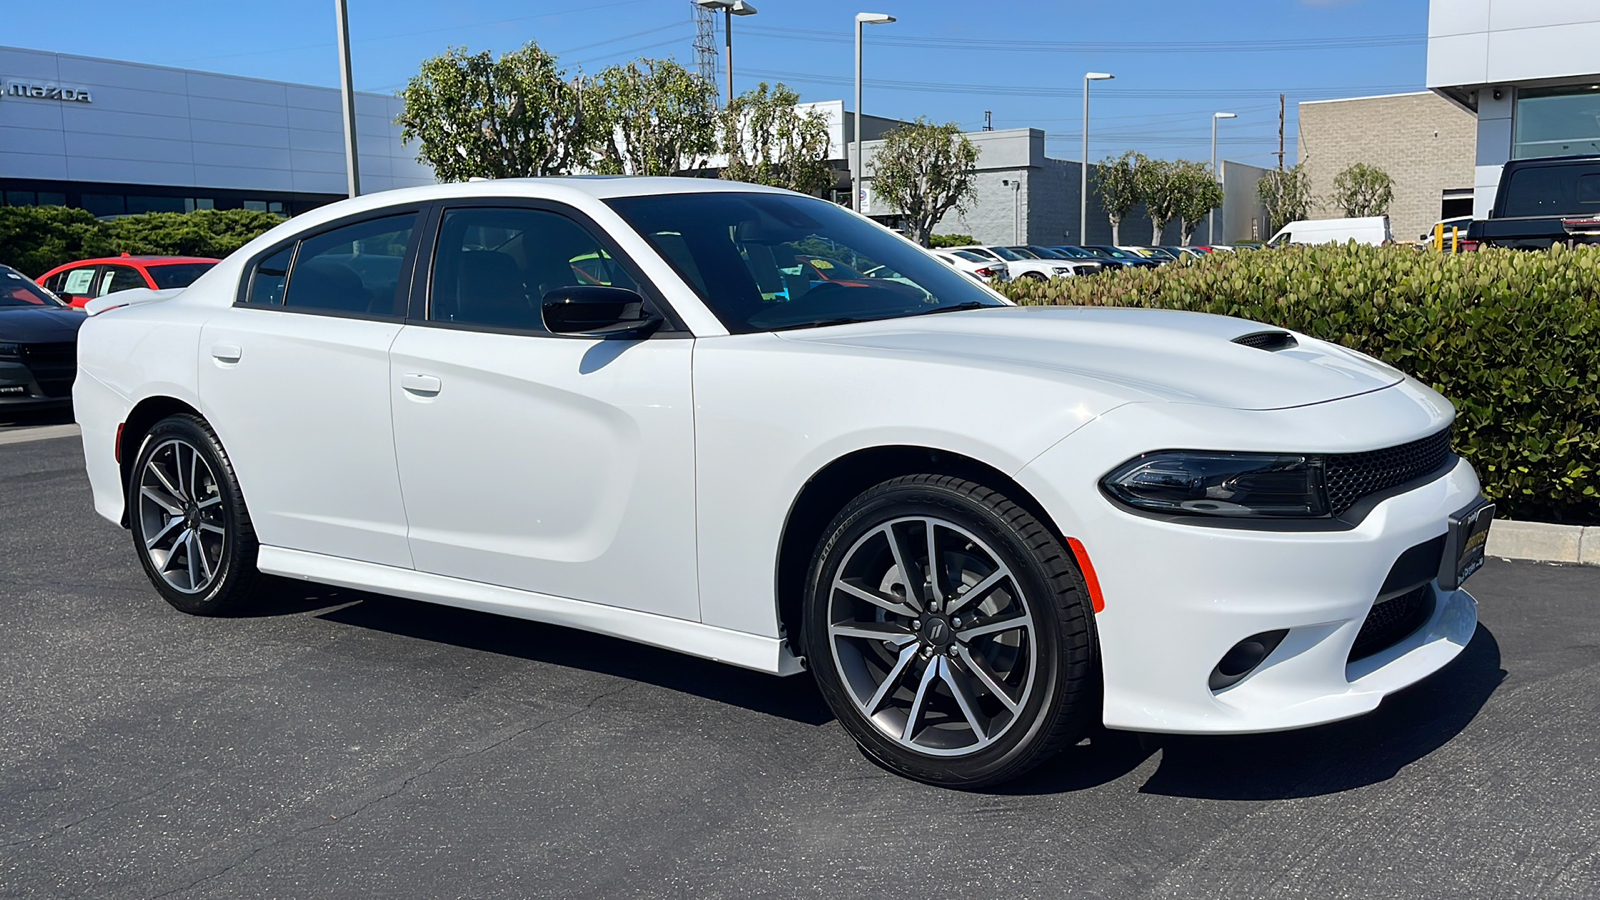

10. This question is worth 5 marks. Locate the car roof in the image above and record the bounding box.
[46,256,219,269]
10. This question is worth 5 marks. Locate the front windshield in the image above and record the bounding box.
[950,249,986,262]
[1006,246,1042,259]
[1054,246,1093,258]
[148,262,216,290]
[0,267,64,307]
[1025,246,1068,259]
[986,246,1026,261]
[606,192,1005,333]
[1092,246,1140,259]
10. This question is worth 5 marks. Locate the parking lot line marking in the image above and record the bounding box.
[0,424,81,447]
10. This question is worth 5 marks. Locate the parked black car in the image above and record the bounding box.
[1009,245,1107,275]
[0,265,85,410]
[1050,246,1138,271]
[1078,246,1161,269]
[1466,154,1600,249]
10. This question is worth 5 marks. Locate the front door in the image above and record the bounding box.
[388,203,699,620]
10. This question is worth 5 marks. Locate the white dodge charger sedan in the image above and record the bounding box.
[74,178,1492,787]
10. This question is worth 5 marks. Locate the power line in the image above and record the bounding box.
[740,24,1423,54]
[744,67,1414,101]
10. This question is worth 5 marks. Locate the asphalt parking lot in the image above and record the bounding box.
[2,434,1597,899]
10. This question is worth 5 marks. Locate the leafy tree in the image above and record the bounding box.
[1172,161,1225,246]
[0,206,113,276]
[869,118,981,247]
[719,83,833,195]
[1096,151,1145,245]
[1257,163,1312,235]
[397,42,591,181]
[590,58,718,176]
[1331,162,1395,218]
[928,233,976,248]
[1135,157,1182,245]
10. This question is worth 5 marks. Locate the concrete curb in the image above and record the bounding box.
[1487,519,1600,566]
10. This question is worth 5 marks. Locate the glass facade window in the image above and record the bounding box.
[1514,85,1600,159]
[128,195,187,214]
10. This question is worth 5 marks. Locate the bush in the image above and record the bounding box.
[0,207,283,277]
[928,233,977,249]
[999,244,1600,524]
[0,207,114,276]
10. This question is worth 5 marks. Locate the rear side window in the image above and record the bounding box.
[148,262,215,290]
[285,214,415,316]
[241,213,417,316]
[105,265,147,294]
[246,246,293,306]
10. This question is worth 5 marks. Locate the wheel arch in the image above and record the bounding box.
[117,395,206,525]
[774,444,1074,662]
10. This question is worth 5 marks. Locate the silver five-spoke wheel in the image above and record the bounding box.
[828,516,1038,757]
[136,437,226,595]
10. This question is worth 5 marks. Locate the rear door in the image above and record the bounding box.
[198,207,424,568]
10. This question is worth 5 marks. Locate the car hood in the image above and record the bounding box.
[0,306,87,342]
[775,306,1403,411]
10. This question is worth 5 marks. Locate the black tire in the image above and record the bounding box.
[802,474,1098,788]
[127,414,263,616]
[1020,271,1047,281]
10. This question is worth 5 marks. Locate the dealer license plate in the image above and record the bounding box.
[1441,500,1495,590]
[0,385,26,396]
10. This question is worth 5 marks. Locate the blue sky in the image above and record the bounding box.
[8,0,1430,168]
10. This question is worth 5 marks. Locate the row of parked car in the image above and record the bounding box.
[931,243,1231,284]
[1,255,219,415]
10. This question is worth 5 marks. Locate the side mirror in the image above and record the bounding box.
[541,285,663,339]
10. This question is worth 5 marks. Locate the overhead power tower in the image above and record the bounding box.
[692,1,721,105]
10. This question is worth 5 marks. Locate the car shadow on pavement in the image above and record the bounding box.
[0,407,75,428]
[1004,624,1506,800]
[306,589,837,726]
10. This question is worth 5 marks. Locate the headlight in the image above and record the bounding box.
[1102,451,1329,518]
[0,342,19,359]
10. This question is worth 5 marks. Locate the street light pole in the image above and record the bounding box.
[334,0,360,198]
[1080,72,1113,243]
[1210,111,1236,244]
[696,0,757,104]
[853,12,895,212]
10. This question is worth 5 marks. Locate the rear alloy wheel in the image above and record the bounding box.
[129,415,262,615]
[1020,271,1047,281]
[804,475,1097,788]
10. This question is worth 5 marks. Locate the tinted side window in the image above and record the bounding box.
[106,265,147,293]
[284,214,416,316]
[246,245,294,306]
[429,207,638,331]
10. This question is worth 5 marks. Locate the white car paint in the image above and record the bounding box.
[1267,216,1394,248]
[76,176,1482,735]
[932,250,1009,284]
[949,245,1074,280]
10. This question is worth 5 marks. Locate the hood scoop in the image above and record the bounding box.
[1232,330,1299,352]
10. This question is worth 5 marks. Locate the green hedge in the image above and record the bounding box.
[999,244,1600,525]
[0,207,283,277]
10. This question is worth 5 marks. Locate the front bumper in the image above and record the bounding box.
[0,359,73,408]
[1016,383,1481,734]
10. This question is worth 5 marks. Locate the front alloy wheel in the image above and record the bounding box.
[805,474,1098,788]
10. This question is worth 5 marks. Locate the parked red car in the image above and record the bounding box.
[38,256,219,308]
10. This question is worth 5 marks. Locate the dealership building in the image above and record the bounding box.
[1427,2,1600,215]
[0,45,432,217]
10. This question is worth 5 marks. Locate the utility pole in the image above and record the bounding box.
[1277,93,1285,171]
[335,0,360,198]
[693,2,719,105]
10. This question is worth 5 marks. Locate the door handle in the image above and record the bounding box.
[401,373,442,397]
[211,343,242,364]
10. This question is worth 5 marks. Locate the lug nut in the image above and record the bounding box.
[952,617,962,628]
[911,619,921,629]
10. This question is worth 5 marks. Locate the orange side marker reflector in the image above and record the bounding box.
[1066,537,1105,614]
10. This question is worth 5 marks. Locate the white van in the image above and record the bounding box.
[1266,216,1392,248]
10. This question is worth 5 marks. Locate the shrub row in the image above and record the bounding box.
[999,244,1600,525]
[0,206,284,277]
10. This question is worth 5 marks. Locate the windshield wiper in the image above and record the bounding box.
[908,301,994,317]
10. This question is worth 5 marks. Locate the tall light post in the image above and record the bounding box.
[1080,72,1113,243]
[853,12,896,211]
[695,0,757,104]
[334,0,360,197]
[1210,111,1236,244]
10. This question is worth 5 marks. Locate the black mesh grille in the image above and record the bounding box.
[1232,330,1298,351]
[1349,584,1435,662]
[19,342,76,398]
[1324,428,1453,515]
